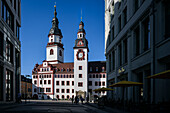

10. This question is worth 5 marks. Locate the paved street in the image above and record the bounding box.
[0,100,127,113]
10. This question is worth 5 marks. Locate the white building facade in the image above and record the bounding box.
[32,5,107,100]
[105,0,170,103]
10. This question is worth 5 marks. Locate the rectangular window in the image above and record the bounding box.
[88,81,92,86]
[62,89,65,93]
[89,74,92,78]
[18,0,20,18]
[72,81,74,86]
[109,54,111,72]
[103,74,106,78]
[93,74,95,78]
[14,0,16,10]
[62,81,65,85]
[16,22,20,39]
[6,70,13,101]
[40,88,44,92]
[118,44,122,66]
[56,89,59,93]
[44,80,46,84]
[112,51,115,70]
[34,80,37,84]
[67,89,70,93]
[134,0,139,13]
[79,74,82,78]
[123,7,127,26]
[46,88,51,92]
[95,81,98,86]
[96,74,98,78]
[66,81,70,86]
[123,39,128,63]
[118,16,121,33]
[40,80,42,84]
[134,27,140,56]
[79,66,82,70]
[99,82,101,86]
[6,39,13,63]
[48,80,51,84]
[72,89,74,93]
[0,31,3,56]
[102,82,105,86]
[56,81,59,85]
[78,82,83,87]
[143,17,150,51]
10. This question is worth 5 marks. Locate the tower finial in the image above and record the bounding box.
[54,2,57,17]
[81,9,82,21]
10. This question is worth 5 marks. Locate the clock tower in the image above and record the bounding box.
[74,20,89,98]
[46,5,64,64]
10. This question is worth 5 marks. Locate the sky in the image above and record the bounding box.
[21,0,105,76]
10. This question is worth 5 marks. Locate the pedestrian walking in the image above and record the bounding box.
[71,97,74,104]
[17,93,21,103]
[75,96,78,104]
[80,96,84,104]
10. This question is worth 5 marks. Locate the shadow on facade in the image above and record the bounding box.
[32,84,52,100]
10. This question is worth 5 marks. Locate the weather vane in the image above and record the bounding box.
[81,9,82,21]
[54,2,56,7]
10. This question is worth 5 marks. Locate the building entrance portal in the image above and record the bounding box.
[76,90,86,99]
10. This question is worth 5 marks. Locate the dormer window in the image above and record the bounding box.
[96,67,98,72]
[50,49,54,55]
[102,67,105,72]
[90,67,92,72]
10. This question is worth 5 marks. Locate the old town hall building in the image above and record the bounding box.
[32,6,106,100]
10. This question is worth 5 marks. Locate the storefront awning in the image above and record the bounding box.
[109,81,143,87]
[93,87,114,92]
[146,70,170,79]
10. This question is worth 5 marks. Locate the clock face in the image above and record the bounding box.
[78,53,83,58]
[76,49,85,60]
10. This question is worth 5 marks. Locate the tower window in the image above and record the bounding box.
[80,34,82,37]
[79,66,82,70]
[51,39,53,42]
[59,50,62,56]
[79,74,82,78]
[50,49,54,55]
[78,82,83,87]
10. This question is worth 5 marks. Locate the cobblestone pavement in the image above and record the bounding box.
[0,100,128,113]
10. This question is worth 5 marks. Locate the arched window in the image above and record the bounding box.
[50,49,54,55]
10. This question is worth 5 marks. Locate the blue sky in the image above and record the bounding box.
[21,0,105,76]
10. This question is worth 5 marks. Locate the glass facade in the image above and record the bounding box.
[6,70,13,101]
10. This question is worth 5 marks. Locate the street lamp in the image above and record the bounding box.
[25,75,30,104]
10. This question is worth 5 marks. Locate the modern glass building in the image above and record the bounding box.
[0,0,21,103]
